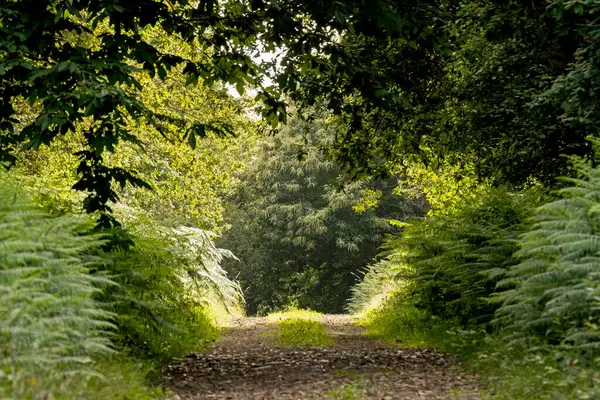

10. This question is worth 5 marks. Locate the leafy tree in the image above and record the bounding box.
[218,112,425,313]
[14,78,249,231]
[420,0,590,185]
[325,0,600,185]
[3,0,600,224]
[0,0,434,226]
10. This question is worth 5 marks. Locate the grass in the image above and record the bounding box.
[0,356,168,400]
[325,380,366,400]
[469,342,600,400]
[78,357,167,400]
[267,308,334,347]
[357,294,469,353]
[356,295,600,399]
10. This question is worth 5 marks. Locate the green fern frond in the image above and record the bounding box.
[494,150,600,349]
[0,175,115,397]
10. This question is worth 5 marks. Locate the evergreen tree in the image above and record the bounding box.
[218,112,424,313]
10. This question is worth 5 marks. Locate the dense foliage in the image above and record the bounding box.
[6,0,598,222]
[2,0,600,397]
[348,1,600,395]
[351,151,600,397]
[7,51,247,355]
[496,150,600,349]
[218,113,425,313]
[350,186,540,318]
[410,0,593,185]
[0,75,246,396]
[329,0,600,186]
[0,177,113,397]
[0,0,433,227]
[1,9,253,393]
[0,169,243,397]
[101,223,243,361]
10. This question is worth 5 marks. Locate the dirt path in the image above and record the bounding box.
[163,315,480,399]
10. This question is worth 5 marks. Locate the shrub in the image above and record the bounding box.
[359,294,600,399]
[351,187,542,328]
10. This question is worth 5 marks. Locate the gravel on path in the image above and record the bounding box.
[162,315,480,399]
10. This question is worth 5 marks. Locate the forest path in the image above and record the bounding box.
[163,315,480,399]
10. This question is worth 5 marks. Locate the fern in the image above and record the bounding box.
[347,259,404,314]
[99,210,243,359]
[168,226,244,312]
[495,148,600,349]
[349,187,541,327]
[0,176,115,398]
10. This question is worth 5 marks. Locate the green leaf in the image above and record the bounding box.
[236,82,245,95]
[187,131,197,149]
[185,74,198,86]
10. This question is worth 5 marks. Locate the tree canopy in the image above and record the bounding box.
[3,0,599,226]
[1,0,426,226]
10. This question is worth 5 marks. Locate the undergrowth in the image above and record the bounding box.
[0,174,240,398]
[351,150,600,398]
[357,297,600,399]
[0,177,114,398]
[267,308,333,347]
[358,294,475,353]
[355,259,600,398]
[64,357,167,400]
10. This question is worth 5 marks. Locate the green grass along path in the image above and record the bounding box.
[162,315,479,399]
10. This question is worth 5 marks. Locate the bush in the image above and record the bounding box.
[351,148,600,398]
[358,295,600,399]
